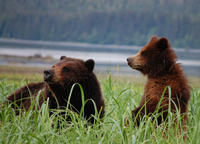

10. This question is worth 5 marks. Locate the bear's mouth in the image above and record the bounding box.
[134,67,143,71]
[44,76,54,83]
[44,78,54,84]
[128,63,143,71]
[127,62,140,69]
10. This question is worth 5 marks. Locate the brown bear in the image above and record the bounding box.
[127,36,190,126]
[7,56,105,123]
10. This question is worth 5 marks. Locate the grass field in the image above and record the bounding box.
[0,65,200,144]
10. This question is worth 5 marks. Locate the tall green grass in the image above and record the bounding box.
[0,74,200,144]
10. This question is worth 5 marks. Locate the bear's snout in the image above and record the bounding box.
[44,70,53,82]
[127,57,133,66]
[127,57,131,63]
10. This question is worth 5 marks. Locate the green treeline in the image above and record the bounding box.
[0,0,199,48]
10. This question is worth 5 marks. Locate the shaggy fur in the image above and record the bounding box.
[127,36,190,126]
[7,56,105,122]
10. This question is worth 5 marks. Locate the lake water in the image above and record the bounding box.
[0,38,200,76]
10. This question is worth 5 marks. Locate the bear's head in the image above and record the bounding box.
[43,56,104,120]
[127,36,177,77]
[44,56,95,87]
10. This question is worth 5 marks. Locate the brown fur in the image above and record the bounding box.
[127,36,190,126]
[7,56,105,122]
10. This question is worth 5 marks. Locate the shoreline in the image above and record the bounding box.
[0,54,200,77]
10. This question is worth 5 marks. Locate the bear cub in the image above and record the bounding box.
[7,56,105,122]
[127,36,190,126]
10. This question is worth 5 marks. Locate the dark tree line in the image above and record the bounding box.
[0,0,199,48]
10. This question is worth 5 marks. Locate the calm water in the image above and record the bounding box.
[0,38,200,76]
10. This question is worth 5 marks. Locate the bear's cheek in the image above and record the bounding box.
[51,68,62,83]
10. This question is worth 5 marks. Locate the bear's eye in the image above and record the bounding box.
[62,67,70,73]
[141,51,146,56]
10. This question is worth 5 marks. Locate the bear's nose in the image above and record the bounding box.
[127,57,131,63]
[44,70,53,81]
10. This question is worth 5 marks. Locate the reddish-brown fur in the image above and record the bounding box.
[7,56,105,122]
[127,36,190,126]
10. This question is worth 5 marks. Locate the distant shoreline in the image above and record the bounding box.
[0,38,200,76]
[0,47,200,66]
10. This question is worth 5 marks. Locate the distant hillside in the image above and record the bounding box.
[0,0,200,48]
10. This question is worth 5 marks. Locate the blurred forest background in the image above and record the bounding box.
[0,0,200,49]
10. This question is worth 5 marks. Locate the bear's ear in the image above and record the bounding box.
[60,56,67,61]
[157,37,169,50]
[150,35,158,42]
[85,59,95,72]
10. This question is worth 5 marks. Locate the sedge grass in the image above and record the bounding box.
[0,73,200,144]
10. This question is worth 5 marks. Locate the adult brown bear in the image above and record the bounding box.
[127,36,190,126]
[7,56,105,123]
